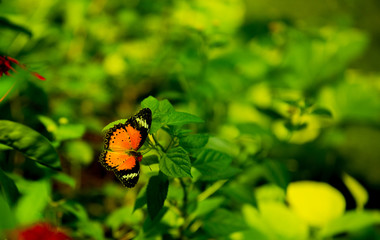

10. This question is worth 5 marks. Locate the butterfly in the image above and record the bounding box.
[99,108,152,188]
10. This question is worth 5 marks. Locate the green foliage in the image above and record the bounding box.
[1,0,380,239]
[0,120,60,170]
[146,173,169,220]
[0,168,19,205]
[203,208,248,236]
[159,147,192,178]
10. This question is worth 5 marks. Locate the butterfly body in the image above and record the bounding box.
[100,108,152,188]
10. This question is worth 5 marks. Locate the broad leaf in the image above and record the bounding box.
[55,124,86,141]
[166,111,204,126]
[15,179,51,225]
[0,194,16,230]
[237,123,272,136]
[287,181,346,227]
[193,149,239,180]
[106,206,143,233]
[0,168,20,205]
[142,207,169,238]
[61,200,89,221]
[0,17,32,37]
[141,96,159,112]
[38,115,57,133]
[52,172,76,188]
[141,155,159,166]
[77,221,104,240]
[157,99,175,116]
[220,183,256,206]
[64,140,94,166]
[0,120,60,170]
[147,174,169,220]
[263,160,290,190]
[259,202,309,239]
[319,210,380,238]
[159,147,192,178]
[192,197,225,218]
[179,134,209,153]
[203,208,248,236]
[133,186,147,212]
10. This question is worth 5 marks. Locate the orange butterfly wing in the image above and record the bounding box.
[99,108,152,188]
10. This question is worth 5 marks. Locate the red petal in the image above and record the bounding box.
[32,72,46,81]
[6,56,20,64]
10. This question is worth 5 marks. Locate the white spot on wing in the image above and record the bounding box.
[121,171,139,180]
[136,117,148,128]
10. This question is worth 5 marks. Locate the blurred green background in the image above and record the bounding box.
[1,0,380,239]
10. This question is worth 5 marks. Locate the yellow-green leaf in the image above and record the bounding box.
[342,173,368,210]
[286,181,346,227]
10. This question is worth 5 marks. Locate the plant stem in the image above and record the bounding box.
[197,180,227,202]
[151,134,165,153]
[179,178,188,218]
[179,178,189,239]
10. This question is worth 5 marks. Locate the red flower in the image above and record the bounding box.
[0,55,45,80]
[17,223,71,240]
[0,55,45,102]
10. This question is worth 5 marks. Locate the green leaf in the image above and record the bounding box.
[201,167,241,181]
[52,172,76,188]
[179,134,209,153]
[192,197,225,218]
[0,144,13,151]
[343,173,368,209]
[0,194,16,230]
[263,160,290,190]
[141,154,159,166]
[239,229,272,240]
[157,99,175,116]
[193,149,232,171]
[141,96,159,112]
[160,147,192,178]
[0,168,20,205]
[142,207,169,237]
[147,174,169,220]
[220,183,256,206]
[133,186,147,212]
[237,123,272,136]
[311,108,333,118]
[287,181,346,227]
[319,210,380,238]
[0,17,32,37]
[55,124,86,141]
[203,208,248,236]
[78,221,104,240]
[255,184,285,204]
[166,111,204,126]
[106,206,143,233]
[258,202,309,239]
[38,115,58,133]
[149,100,175,133]
[61,200,89,221]
[0,120,61,170]
[102,118,128,132]
[64,140,94,166]
[15,179,51,225]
